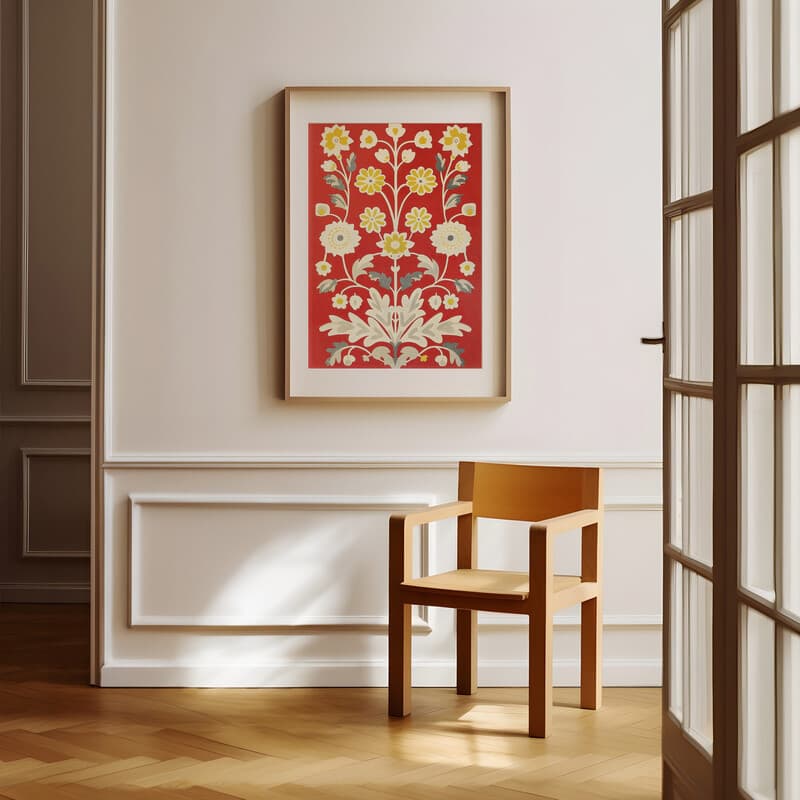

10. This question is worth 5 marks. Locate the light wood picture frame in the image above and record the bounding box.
[285,86,510,401]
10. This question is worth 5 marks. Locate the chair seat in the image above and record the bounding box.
[401,569,582,601]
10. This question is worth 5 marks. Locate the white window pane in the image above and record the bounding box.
[782,129,800,364]
[670,218,683,379]
[741,144,775,365]
[779,0,800,115]
[688,209,713,381]
[741,384,776,602]
[686,572,712,752]
[669,561,684,722]
[779,628,800,800]
[740,0,774,132]
[687,398,713,566]
[669,21,683,202]
[669,2,712,202]
[671,394,684,550]
[740,606,776,800]
[783,385,800,619]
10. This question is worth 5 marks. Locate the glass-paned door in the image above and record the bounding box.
[737,0,800,796]
[662,1,800,797]
[662,1,716,796]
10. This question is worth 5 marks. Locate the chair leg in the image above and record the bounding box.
[456,609,477,695]
[388,599,411,717]
[580,597,602,710]
[529,610,552,737]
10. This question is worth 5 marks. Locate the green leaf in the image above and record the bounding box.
[453,278,474,293]
[416,254,439,281]
[399,271,423,290]
[446,174,468,190]
[435,153,446,173]
[347,152,357,172]
[323,174,346,190]
[329,193,347,209]
[351,253,375,280]
[317,278,337,293]
[442,342,465,366]
[444,193,462,210]
[325,342,348,366]
[368,272,393,290]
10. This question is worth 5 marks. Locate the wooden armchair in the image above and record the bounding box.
[388,461,603,738]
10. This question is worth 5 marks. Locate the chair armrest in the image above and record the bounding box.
[529,509,601,538]
[390,501,473,532]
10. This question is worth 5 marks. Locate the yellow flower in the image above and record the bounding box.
[455,159,470,172]
[462,203,477,217]
[439,124,472,156]
[359,206,387,233]
[360,129,378,149]
[379,231,413,259]
[355,166,386,195]
[332,293,348,309]
[419,354,428,362]
[414,130,433,148]
[315,260,332,275]
[386,123,406,139]
[459,260,475,276]
[405,167,437,195]
[404,206,432,233]
[321,124,352,157]
[315,203,330,217]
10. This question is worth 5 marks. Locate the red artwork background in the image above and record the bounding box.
[307,122,482,369]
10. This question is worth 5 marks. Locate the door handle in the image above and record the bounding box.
[641,322,665,348]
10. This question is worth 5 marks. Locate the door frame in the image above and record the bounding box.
[89,0,107,687]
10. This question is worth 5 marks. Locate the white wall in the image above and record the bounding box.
[102,0,663,687]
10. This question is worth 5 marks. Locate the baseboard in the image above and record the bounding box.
[101,658,662,688]
[0,582,90,603]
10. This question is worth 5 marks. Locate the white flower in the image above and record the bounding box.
[428,295,442,310]
[332,293,348,309]
[430,221,472,256]
[349,294,363,309]
[462,203,477,217]
[359,129,377,149]
[362,354,370,362]
[320,221,361,256]
[443,293,459,309]
[386,123,406,139]
[375,148,391,164]
[322,160,337,172]
[315,260,332,276]
[435,354,448,367]
[414,130,433,148]
[455,160,470,172]
[401,149,415,164]
[459,260,475,276]
[343,354,355,366]
[315,203,330,217]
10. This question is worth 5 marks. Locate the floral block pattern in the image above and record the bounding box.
[307,122,482,369]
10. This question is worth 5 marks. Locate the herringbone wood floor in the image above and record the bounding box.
[0,605,660,799]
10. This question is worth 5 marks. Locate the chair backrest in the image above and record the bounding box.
[457,461,601,522]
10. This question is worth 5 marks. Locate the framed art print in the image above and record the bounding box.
[285,86,510,400]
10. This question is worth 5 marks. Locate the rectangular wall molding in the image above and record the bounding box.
[19,0,92,388]
[22,447,91,557]
[128,493,435,631]
[0,582,89,603]
[100,657,662,689]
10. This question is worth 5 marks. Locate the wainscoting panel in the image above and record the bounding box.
[102,463,662,688]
